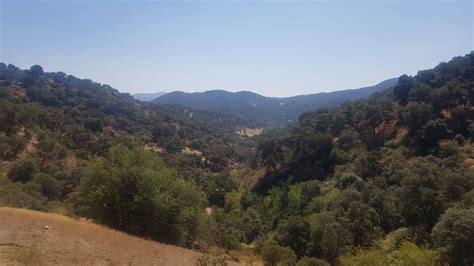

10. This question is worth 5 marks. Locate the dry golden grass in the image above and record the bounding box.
[394,127,408,144]
[24,134,38,154]
[0,207,242,265]
[7,247,44,265]
[144,143,165,153]
[375,120,397,136]
[465,158,474,168]
[441,109,452,119]
[181,147,203,157]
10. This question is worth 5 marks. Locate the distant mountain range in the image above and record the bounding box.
[150,78,398,126]
[132,92,167,102]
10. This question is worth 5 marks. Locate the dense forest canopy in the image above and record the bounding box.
[1,52,473,265]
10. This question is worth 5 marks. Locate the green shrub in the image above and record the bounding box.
[259,238,297,266]
[0,134,27,160]
[7,157,38,183]
[75,145,207,247]
[33,173,65,200]
[432,207,474,265]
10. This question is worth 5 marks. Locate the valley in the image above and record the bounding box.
[0,52,473,265]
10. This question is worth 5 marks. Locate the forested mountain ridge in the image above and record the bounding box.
[152,78,398,125]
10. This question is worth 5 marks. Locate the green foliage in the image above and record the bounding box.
[224,191,242,211]
[259,238,297,266]
[0,174,48,210]
[33,173,64,200]
[75,145,207,247]
[214,225,242,251]
[337,172,363,190]
[339,249,390,266]
[198,172,238,207]
[0,134,27,160]
[241,208,268,243]
[257,130,335,191]
[437,139,459,158]
[276,216,312,258]
[83,117,104,132]
[375,228,410,252]
[432,206,474,265]
[394,74,414,104]
[321,221,353,264]
[340,241,440,266]
[345,201,381,246]
[397,156,471,229]
[392,241,440,266]
[1,187,46,210]
[36,132,67,162]
[287,184,303,213]
[7,157,38,183]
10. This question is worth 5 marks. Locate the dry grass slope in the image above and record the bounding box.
[0,208,238,265]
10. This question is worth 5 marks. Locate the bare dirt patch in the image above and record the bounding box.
[394,127,408,144]
[465,158,474,168]
[182,147,203,157]
[375,120,396,135]
[144,143,165,153]
[441,109,452,119]
[235,128,263,138]
[25,134,38,154]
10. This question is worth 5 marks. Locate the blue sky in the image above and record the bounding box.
[1,0,472,97]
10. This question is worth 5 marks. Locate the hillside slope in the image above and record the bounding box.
[0,208,238,265]
[0,63,258,178]
[152,78,398,125]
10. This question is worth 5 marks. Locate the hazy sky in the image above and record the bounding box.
[1,0,472,97]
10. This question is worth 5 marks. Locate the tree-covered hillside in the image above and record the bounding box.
[209,52,473,265]
[0,63,261,227]
[0,63,263,173]
[152,78,398,126]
